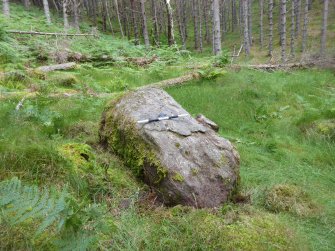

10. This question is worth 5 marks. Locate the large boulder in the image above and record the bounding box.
[99,88,240,208]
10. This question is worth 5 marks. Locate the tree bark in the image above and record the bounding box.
[192,0,199,50]
[242,0,250,55]
[23,0,30,9]
[259,0,263,48]
[268,0,273,57]
[114,0,124,38]
[232,0,237,32]
[63,0,69,30]
[320,0,329,56]
[164,0,175,46]
[176,0,186,50]
[290,0,295,57]
[197,0,203,52]
[130,0,139,45]
[301,0,308,52]
[140,0,150,49]
[72,0,80,31]
[3,0,10,17]
[280,0,286,63]
[247,0,252,46]
[295,0,301,38]
[151,0,160,46]
[212,0,222,55]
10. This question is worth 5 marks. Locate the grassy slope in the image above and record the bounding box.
[167,69,335,250]
[0,2,335,251]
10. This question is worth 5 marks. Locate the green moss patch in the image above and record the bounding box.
[49,72,78,87]
[58,143,95,173]
[100,101,167,183]
[264,184,319,217]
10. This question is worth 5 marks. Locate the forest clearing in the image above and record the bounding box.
[0,0,334,250]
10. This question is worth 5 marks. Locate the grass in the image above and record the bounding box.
[167,68,335,250]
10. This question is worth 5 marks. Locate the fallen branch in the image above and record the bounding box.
[36,62,77,73]
[142,72,201,89]
[8,30,97,37]
[242,62,315,70]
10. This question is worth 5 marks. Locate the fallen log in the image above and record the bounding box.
[36,62,77,73]
[143,72,201,89]
[8,30,97,37]
[241,62,315,70]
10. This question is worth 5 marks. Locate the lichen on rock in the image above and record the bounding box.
[99,88,240,208]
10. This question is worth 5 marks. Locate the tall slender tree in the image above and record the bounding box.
[268,0,273,57]
[63,0,69,30]
[151,0,159,45]
[72,0,80,31]
[140,0,150,48]
[3,0,10,17]
[290,0,295,57]
[259,0,264,48]
[212,0,221,55]
[247,0,252,46]
[164,0,175,46]
[130,0,139,45]
[301,0,308,52]
[280,0,287,62]
[114,0,124,38]
[320,0,329,56]
[295,0,301,37]
[242,0,250,55]
[43,0,52,24]
[23,0,30,9]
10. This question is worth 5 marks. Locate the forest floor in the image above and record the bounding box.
[0,3,335,251]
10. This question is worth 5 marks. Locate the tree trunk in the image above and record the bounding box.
[212,0,222,55]
[247,0,252,46]
[130,0,139,45]
[114,0,125,38]
[3,0,10,17]
[242,0,250,55]
[301,0,308,52]
[203,0,210,44]
[151,0,160,46]
[72,0,80,31]
[23,0,30,9]
[42,0,51,24]
[295,0,301,37]
[280,0,287,63]
[232,0,237,32]
[290,0,295,57]
[268,0,273,57]
[164,0,175,46]
[192,0,199,50]
[259,0,263,48]
[320,0,329,56]
[140,0,150,48]
[63,0,69,30]
[176,0,186,50]
[197,0,203,52]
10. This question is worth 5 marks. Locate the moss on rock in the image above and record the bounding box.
[99,99,168,184]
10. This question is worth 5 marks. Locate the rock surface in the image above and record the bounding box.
[99,88,240,208]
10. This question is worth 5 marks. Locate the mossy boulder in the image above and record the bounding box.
[99,88,240,208]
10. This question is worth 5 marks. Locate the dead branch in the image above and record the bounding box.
[36,62,77,73]
[8,30,97,37]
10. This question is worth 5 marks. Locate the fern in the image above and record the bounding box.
[0,177,69,236]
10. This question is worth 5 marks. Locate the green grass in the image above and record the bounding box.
[167,68,335,250]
